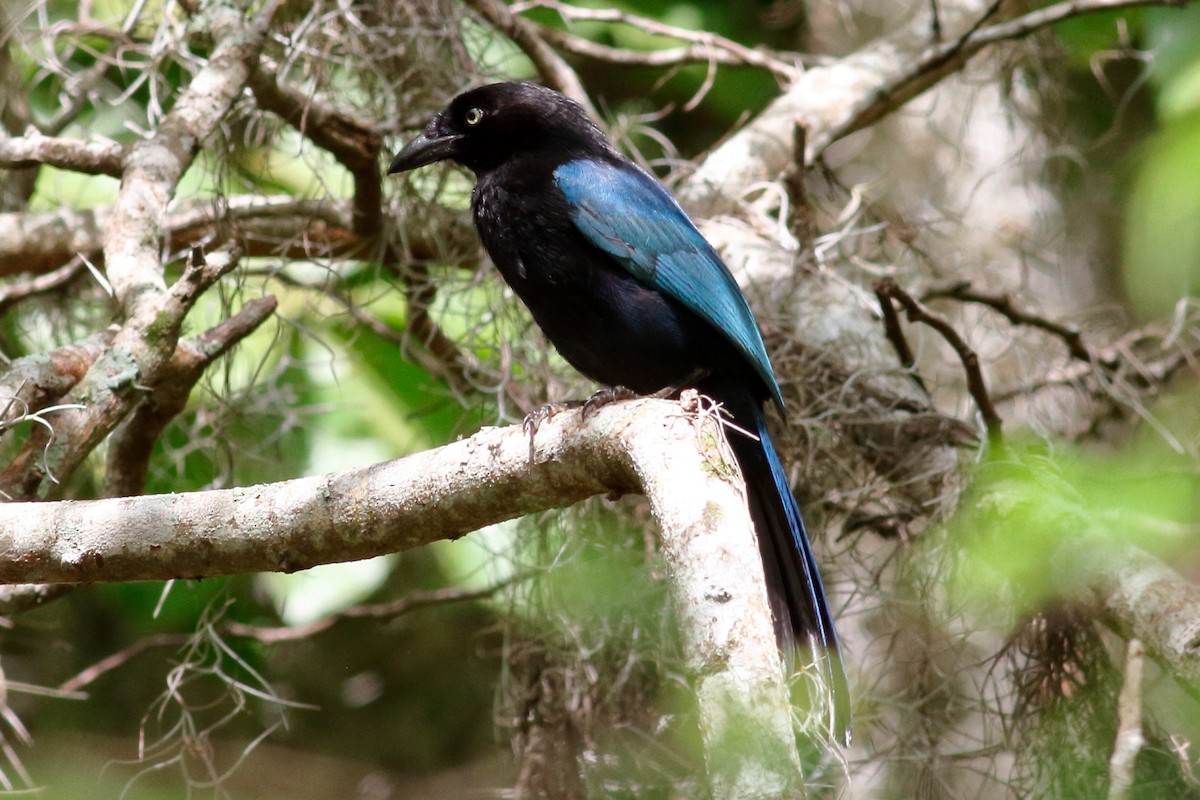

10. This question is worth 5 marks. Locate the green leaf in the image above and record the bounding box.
[1122,114,1200,319]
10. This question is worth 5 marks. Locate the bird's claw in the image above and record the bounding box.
[521,388,638,462]
[580,385,637,420]
[522,401,581,439]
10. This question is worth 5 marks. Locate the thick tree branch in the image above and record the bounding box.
[103,294,278,497]
[8,0,285,501]
[0,131,125,177]
[678,0,1194,216]
[1067,536,1200,692]
[0,399,715,579]
[0,398,804,795]
[104,1,278,331]
[248,59,384,237]
[0,197,475,277]
[0,331,114,431]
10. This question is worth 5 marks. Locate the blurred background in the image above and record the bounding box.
[2,0,1200,797]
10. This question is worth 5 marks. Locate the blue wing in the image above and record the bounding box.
[554,158,784,409]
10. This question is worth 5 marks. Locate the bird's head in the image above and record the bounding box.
[387,82,608,176]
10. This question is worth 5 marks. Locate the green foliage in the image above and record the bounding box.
[1055,5,1200,318]
[1123,117,1200,317]
[7,0,1200,796]
[1121,6,1200,317]
[1055,10,1147,69]
[951,433,1198,618]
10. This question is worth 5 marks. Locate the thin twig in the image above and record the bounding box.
[460,0,599,121]
[59,580,520,693]
[518,0,804,80]
[922,280,1095,364]
[783,122,815,257]
[527,10,803,84]
[222,581,520,644]
[876,278,1001,443]
[875,283,918,371]
[103,295,279,498]
[1107,638,1145,800]
[0,257,85,314]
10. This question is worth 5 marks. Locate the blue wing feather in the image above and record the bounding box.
[554,159,784,409]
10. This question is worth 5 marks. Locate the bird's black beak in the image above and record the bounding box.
[387,129,464,174]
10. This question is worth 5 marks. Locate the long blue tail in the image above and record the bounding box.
[726,399,850,743]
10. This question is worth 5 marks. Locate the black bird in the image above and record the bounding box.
[389,81,848,740]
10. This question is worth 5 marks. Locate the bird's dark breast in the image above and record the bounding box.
[473,173,731,395]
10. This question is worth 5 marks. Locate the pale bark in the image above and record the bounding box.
[0,397,804,797]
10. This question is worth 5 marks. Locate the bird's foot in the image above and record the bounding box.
[580,385,638,420]
[522,400,583,463]
[522,400,582,439]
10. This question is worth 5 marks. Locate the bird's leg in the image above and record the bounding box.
[524,373,710,461]
[580,369,713,420]
[580,385,638,419]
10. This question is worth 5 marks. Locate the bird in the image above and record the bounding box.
[388,81,848,741]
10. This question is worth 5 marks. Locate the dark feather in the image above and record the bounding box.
[390,81,850,742]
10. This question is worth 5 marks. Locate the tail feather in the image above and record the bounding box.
[727,401,851,743]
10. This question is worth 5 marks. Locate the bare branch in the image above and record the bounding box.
[11,0,284,500]
[874,282,918,372]
[167,245,243,315]
[0,197,475,277]
[806,0,1191,162]
[1108,638,1145,800]
[521,0,804,83]
[248,58,384,237]
[782,123,815,257]
[0,257,85,314]
[991,315,1200,415]
[104,0,279,330]
[0,331,114,430]
[60,581,517,692]
[876,278,1000,443]
[0,6,37,211]
[0,131,125,177]
[103,295,278,497]
[2,397,805,793]
[249,59,381,172]
[922,280,1095,364]
[1062,534,1200,689]
[223,582,519,645]
[678,0,1194,216]
[0,399,692,581]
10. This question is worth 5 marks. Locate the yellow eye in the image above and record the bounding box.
[464,107,484,126]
